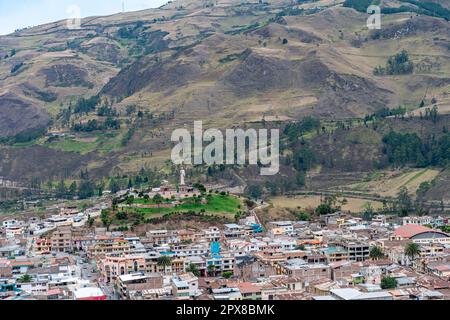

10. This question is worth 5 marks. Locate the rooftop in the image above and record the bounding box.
[394,224,433,238]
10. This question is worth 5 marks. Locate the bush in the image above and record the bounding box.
[381,276,398,289]
[10,62,24,74]
[374,51,414,76]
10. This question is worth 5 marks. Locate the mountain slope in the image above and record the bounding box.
[0,0,449,187]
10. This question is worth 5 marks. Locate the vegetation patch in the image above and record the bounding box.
[122,194,242,217]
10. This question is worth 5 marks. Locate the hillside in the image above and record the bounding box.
[0,0,449,207]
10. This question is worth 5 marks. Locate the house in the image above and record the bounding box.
[98,254,147,283]
[223,224,248,238]
[426,263,450,280]
[172,273,200,299]
[330,261,362,282]
[268,221,294,235]
[321,246,349,263]
[330,288,393,300]
[74,287,106,300]
[0,260,12,277]
[212,287,242,300]
[334,240,370,262]
[117,273,164,300]
[2,220,22,228]
[5,226,24,238]
[50,227,73,253]
[278,259,332,282]
[236,282,262,300]
[308,279,339,296]
[402,216,433,226]
[35,239,52,255]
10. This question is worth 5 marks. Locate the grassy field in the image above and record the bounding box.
[125,194,242,218]
[270,195,384,213]
[45,132,123,155]
[46,137,98,154]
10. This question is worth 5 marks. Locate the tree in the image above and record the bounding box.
[416,182,431,200]
[296,171,306,187]
[87,216,95,228]
[116,211,128,220]
[69,181,77,196]
[153,194,164,207]
[56,179,67,198]
[380,276,398,289]
[193,183,207,193]
[373,50,414,76]
[405,242,420,263]
[296,211,311,221]
[109,179,121,194]
[315,203,333,215]
[157,256,172,268]
[186,263,200,277]
[207,265,216,277]
[246,185,262,200]
[18,274,32,283]
[396,187,413,217]
[153,193,164,203]
[292,145,316,172]
[78,180,95,199]
[222,271,233,279]
[100,210,112,231]
[369,246,384,260]
[363,202,374,221]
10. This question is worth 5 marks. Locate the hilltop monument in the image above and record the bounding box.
[179,168,187,193]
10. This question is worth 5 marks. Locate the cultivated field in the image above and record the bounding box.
[346,169,441,197]
[269,195,384,213]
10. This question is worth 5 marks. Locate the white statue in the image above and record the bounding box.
[180,168,186,186]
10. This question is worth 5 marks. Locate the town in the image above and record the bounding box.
[0,170,449,301]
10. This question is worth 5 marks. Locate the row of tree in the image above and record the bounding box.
[382,131,450,167]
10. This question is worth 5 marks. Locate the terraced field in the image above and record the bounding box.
[345,168,441,197]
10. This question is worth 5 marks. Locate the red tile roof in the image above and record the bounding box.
[394,224,433,238]
[237,282,261,294]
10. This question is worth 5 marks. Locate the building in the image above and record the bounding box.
[172,273,200,299]
[330,261,362,282]
[87,239,130,259]
[392,225,450,244]
[330,288,393,300]
[74,287,106,300]
[212,287,242,300]
[35,239,52,255]
[237,282,262,300]
[99,254,147,283]
[117,273,164,300]
[268,221,294,235]
[50,227,73,253]
[278,259,331,282]
[335,240,370,262]
[322,246,349,263]
[2,220,22,228]
[402,216,435,226]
